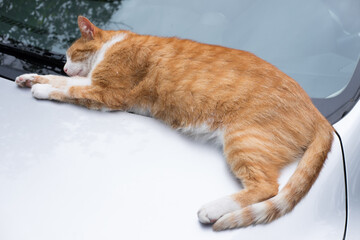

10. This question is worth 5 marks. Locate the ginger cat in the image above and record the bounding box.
[15,16,334,230]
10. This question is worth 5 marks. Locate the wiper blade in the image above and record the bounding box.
[0,38,66,71]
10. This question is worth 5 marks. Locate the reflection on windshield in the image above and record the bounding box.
[0,0,122,52]
[0,0,360,98]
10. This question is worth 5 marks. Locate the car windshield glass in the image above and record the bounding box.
[1,0,360,98]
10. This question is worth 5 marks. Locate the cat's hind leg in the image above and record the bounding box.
[198,127,284,229]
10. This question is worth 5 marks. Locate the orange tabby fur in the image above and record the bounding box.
[15,16,334,230]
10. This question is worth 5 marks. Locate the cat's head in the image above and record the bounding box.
[63,16,109,77]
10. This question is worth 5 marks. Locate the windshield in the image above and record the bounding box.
[1,0,360,98]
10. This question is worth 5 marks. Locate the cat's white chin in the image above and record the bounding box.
[67,69,87,77]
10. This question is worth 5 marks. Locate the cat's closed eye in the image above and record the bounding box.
[67,49,91,62]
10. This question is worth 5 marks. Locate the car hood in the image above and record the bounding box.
[0,78,346,240]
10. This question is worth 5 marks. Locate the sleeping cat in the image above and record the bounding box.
[15,16,333,230]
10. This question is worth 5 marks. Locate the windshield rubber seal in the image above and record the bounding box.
[312,59,360,124]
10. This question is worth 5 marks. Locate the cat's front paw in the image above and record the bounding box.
[15,73,39,88]
[197,196,241,224]
[31,84,55,99]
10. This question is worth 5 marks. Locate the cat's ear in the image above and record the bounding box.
[78,16,95,40]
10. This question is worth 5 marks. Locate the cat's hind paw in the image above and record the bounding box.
[31,84,55,99]
[15,74,39,88]
[197,196,241,224]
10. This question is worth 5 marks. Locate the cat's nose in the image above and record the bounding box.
[63,67,68,73]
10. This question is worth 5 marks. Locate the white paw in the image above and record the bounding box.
[198,196,241,224]
[15,73,39,87]
[31,84,54,99]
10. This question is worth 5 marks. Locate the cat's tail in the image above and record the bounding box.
[213,122,334,231]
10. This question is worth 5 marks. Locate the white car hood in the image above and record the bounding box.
[0,78,346,240]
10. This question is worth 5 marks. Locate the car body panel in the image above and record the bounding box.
[0,78,346,239]
[333,93,360,240]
